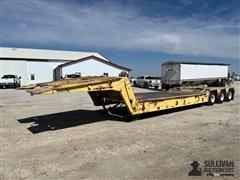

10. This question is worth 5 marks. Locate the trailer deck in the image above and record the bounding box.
[136,90,205,102]
[22,76,234,118]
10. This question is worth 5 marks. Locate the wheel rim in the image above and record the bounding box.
[220,93,224,101]
[211,94,215,103]
[228,92,232,100]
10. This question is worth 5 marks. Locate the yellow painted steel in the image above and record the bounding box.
[23,76,233,116]
[133,94,209,115]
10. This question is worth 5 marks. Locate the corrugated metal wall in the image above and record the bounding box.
[0,60,65,85]
[61,59,122,78]
[26,61,63,84]
[1,58,126,85]
[180,64,228,80]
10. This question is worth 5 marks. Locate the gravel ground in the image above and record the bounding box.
[1,82,239,180]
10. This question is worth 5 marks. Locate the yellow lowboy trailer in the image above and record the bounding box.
[23,76,234,119]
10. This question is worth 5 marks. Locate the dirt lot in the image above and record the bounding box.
[1,82,239,179]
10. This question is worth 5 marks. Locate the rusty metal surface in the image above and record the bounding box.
[136,90,205,101]
[25,76,121,95]
[21,76,120,89]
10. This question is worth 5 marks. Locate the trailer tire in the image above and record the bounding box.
[208,92,216,105]
[225,91,233,102]
[162,84,170,90]
[143,82,148,88]
[216,91,225,103]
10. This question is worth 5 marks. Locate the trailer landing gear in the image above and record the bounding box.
[102,103,137,121]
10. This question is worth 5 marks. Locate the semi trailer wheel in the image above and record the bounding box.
[225,91,233,101]
[216,91,225,103]
[162,84,170,90]
[208,93,216,105]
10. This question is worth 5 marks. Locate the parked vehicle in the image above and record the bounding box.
[130,77,136,86]
[119,71,129,77]
[233,74,240,81]
[134,76,161,89]
[64,73,81,79]
[149,77,161,89]
[0,74,21,88]
[161,61,230,89]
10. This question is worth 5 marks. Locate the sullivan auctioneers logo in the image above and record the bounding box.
[188,160,234,176]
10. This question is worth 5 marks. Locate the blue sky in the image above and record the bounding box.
[1,0,240,75]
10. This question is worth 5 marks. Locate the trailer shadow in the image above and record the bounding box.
[18,104,204,134]
[18,109,126,134]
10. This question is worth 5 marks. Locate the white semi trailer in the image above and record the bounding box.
[161,61,230,89]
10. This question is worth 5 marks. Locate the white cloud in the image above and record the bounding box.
[2,0,240,59]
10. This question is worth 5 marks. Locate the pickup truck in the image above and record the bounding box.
[0,75,21,88]
[64,74,81,79]
[133,76,161,89]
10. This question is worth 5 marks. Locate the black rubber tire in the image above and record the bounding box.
[133,81,136,87]
[208,92,216,105]
[162,84,170,90]
[216,91,225,103]
[143,82,148,88]
[225,91,233,102]
[165,85,171,90]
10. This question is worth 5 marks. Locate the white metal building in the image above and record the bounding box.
[54,55,131,80]
[0,47,131,85]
